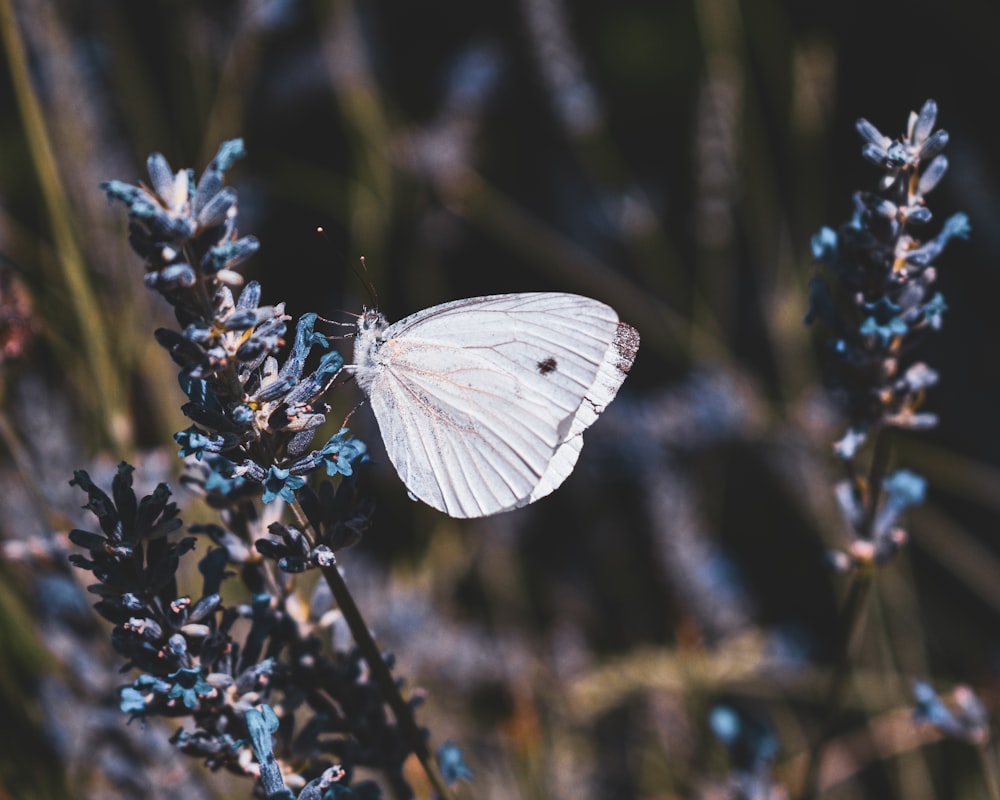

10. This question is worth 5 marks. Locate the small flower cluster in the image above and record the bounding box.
[101,139,257,292]
[67,143,465,797]
[69,463,422,794]
[806,100,967,566]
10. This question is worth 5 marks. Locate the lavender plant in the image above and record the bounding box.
[68,142,466,799]
[804,100,988,795]
[806,98,967,568]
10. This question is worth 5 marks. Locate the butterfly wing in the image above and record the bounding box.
[529,316,639,503]
[363,293,639,518]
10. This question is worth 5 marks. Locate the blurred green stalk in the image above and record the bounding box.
[0,0,129,452]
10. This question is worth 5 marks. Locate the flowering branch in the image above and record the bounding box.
[802,99,969,797]
[806,98,967,569]
[68,141,468,799]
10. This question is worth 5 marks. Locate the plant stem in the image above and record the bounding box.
[861,425,893,539]
[800,570,873,798]
[291,495,453,799]
[801,427,893,797]
[977,740,1000,800]
[0,0,129,452]
[319,562,454,800]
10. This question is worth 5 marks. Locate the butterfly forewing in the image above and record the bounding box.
[386,294,621,397]
[368,336,573,517]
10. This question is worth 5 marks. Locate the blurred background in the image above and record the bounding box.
[2,0,1000,797]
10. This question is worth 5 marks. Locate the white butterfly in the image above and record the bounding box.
[350,292,640,518]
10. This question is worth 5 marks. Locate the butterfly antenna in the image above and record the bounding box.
[316,313,358,327]
[356,256,378,308]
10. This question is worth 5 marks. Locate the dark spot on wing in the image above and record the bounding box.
[537,357,557,375]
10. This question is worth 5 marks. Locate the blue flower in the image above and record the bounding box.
[320,430,368,477]
[175,426,214,460]
[810,226,838,265]
[437,741,473,785]
[203,456,249,496]
[262,466,306,504]
[119,673,173,716]
[201,237,260,275]
[923,292,948,329]
[833,427,867,460]
[873,470,927,540]
[119,686,151,716]
[167,667,215,710]
[882,470,926,514]
[859,314,907,346]
[906,212,970,266]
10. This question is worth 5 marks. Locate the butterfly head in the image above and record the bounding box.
[356,307,388,338]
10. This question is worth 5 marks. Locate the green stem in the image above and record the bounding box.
[977,740,1000,800]
[860,425,893,539]
[0,0,128,451]
[318,562,454,800]
[800,571,872,798]
[801,427,894,797]
[288,502,453,799]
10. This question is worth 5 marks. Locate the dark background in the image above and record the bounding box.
[2,0,1000,797]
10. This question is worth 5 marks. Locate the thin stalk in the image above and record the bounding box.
[977,740,1000,800]
[0,0,129,451]
[287,503,454,800]
[800,570,872,798]
[860,426,893,539]
[801,428,894,797]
